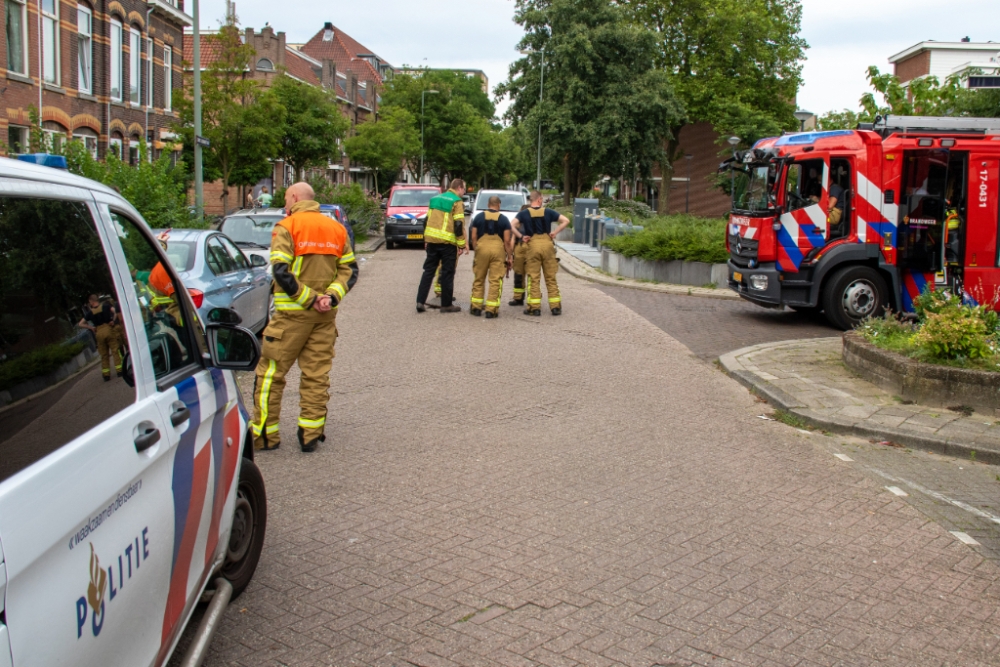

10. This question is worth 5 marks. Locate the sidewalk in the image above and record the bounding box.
[355,233,385,254]
[721,337,1000,465]
[555,241,739,300]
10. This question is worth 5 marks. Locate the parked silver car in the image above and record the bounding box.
[217,208,287,268]
[156,229,272,333]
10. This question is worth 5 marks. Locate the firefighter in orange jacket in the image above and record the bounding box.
[251,182,359,452]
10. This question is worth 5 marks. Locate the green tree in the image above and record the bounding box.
[624,0,807,212]
[267,74,350,182]
[343,106,419,194]
[817,109,862,130]
[174,21,285,214]
[499,0,683,205]
[380,70,503,185]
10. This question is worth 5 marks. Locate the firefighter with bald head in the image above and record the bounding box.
[515,191,570,315]
[252,182,359,452]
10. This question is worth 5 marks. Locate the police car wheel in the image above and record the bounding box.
[823,266,887,331]
[221,458,267,599]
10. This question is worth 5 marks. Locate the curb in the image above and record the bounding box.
[556,248,740,301]
[357,235,385,254]
[719,340,1000,466]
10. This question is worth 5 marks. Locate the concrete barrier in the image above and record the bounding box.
[600,249,728,288]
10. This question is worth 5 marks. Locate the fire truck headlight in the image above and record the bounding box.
[750,275,769,291]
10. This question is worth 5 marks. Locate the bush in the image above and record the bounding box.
[857,312,915,354]
[0,342,87,392]
[62,140,199,229]
[604,199,655,220]
[305,177,382,237]
[915,302,996,361]
[603,215,727,264]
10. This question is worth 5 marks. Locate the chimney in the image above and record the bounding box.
[961,36,971,43]
[323,22,334,42]
[322,59,335,89]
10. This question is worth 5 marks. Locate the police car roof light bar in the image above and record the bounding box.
[873,115,1000,136]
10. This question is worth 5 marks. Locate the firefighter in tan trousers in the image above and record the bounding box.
[508,204,530,306]
[78,294,123,381]
[252,182,359,453]
[469,196,513,318]
[514,191,570,315]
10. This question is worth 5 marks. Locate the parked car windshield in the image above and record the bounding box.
[476,192,524,211]
[389,189,438,207]
[164,240,197,271]
[221,215,283,248]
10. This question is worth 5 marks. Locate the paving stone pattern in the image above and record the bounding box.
[195,249,1000,667]
[594,285,837,361]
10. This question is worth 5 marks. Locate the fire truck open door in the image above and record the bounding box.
[897,149,950,276]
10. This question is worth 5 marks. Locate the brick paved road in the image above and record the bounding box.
[192,249,1000,667]
[595,285,836,360]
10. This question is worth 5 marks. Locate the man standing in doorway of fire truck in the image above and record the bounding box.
[516,191,570,316]
[252,181,359,453]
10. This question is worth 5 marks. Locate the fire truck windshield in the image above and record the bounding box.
[731,164,776,213]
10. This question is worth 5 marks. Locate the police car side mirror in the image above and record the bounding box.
[208,307,242,324]
[380,200,387,209]
[250,255,267,268]
[206,324,260,371]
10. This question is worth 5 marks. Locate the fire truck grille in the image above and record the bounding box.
[729,234,758,267]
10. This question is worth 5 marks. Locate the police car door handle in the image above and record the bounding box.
[134,422,161,453]
[170,401,191,426]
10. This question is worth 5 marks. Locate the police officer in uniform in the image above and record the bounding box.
[252,182,359,452]
[514,191,570,315]
[469,196,513,318]
[78,294,123,381]
[416,179,467,313]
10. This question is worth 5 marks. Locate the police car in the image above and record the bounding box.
[0,156,266,667]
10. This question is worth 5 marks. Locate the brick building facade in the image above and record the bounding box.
[2,0,189,160]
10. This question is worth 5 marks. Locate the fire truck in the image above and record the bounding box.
[724,115,1000,329]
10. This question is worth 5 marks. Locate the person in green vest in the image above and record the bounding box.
[416,179,467,313]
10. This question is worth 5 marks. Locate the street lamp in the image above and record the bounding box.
[420,89,439,183]
[793,110,814,132]
[520,47,546,190]
[684,154,693,214]
[727,136,740,203]
[192,0,203,217]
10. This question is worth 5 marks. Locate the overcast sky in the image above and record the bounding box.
[219,0,998,120]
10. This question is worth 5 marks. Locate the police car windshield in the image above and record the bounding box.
[165,240,196,271]
[221,215,282,247]
[389,189,438,207]
[476,192,524,211]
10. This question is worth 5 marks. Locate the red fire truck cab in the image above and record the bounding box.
[724,115,1000,329]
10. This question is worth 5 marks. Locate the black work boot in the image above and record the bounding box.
[416,302,426,313]
[298,427,326,453]
[470,307,482,316]
[509,298,524,306]
[484,311,497,319]
[550,307,562,316]
[524,308,541,316]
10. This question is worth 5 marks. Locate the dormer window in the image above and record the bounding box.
[256,58,274,71]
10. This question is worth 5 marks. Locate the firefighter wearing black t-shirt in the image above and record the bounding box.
[78,294,123,381]
[513,191,570,315]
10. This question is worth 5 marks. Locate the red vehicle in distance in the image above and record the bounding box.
[382,184,443,249]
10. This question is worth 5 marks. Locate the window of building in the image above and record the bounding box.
[41,0,59,84]
[129,138,140,165]
[77,5,92,93]
[256,58,273,71]
[5,0,28,75]
[42,123,65,153]
[6,126,28,154]
[110,20,123,101]
[73,128,99,157]
[146,38,153,107]
[129,28,141,104]
[163,46,172,111]
[109,135,123,160]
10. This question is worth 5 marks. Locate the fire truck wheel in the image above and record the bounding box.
[823,266,888,331]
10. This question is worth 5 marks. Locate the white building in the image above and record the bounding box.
[889,39,1000,89]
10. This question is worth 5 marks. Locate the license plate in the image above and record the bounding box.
[407,234,423,240]
[733,271,743,282]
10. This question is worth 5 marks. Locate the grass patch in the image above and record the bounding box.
[603,214,727,264]
[0,341,87,391]
[772,409,813,430]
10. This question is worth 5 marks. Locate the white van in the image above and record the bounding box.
[0,157,266,667]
